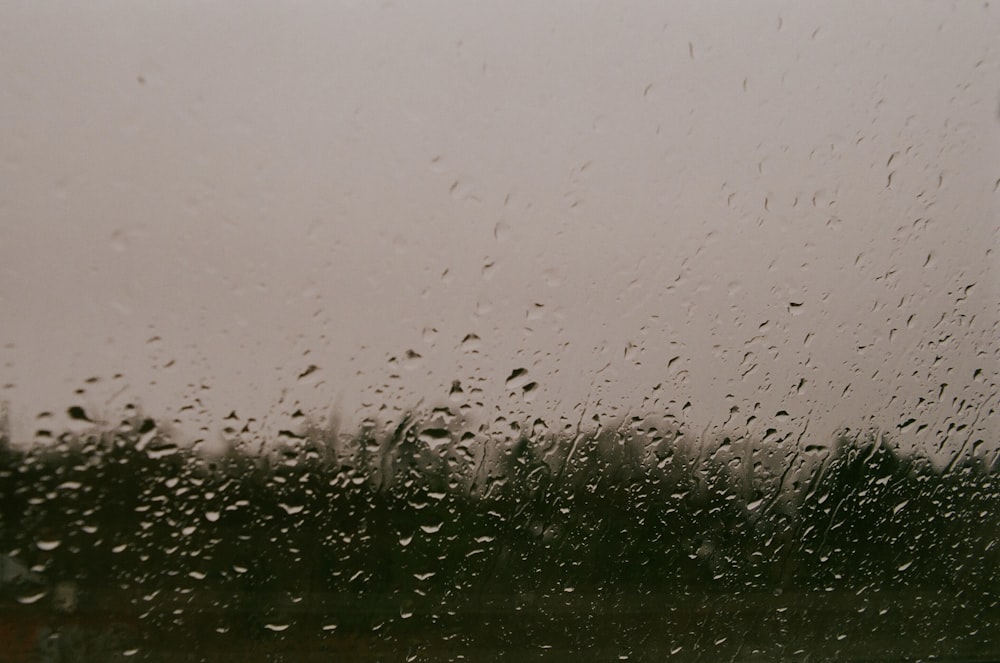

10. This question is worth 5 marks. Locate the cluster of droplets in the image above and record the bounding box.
[1,403,997,660]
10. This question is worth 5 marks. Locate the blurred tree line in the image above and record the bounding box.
[0,405,997,659]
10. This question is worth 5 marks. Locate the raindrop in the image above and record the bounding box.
[16,591,47,605]
[505,368,530,390]
[402,350,423,370]
[36,539,61,551]
[418,428,451,450]
[460,334,481,353]
[297,364,319,380]
[264,623,290,632]
[494,221,511,242]
[67,406,91,422]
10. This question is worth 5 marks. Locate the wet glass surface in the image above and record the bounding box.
[1,2,998,661]
[1,410,998,661]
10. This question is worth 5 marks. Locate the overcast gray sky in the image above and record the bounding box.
[1,1,997,461]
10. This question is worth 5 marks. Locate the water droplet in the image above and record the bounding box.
[493,221,511,242]
[505,368,529,390]
[67,406,91,422]
[17,591,46,605]
[402,350,423,370]
[36,539,61,551]
[418,428,451,450]
[297,364,319,380]
[460,334,481,353]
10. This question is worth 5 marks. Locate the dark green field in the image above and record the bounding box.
[1,409,997,661]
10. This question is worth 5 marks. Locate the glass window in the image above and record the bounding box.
[1,3,997,660]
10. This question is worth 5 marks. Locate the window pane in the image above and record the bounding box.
[1,2,997,660]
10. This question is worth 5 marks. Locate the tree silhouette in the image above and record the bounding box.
[0,408,996,661]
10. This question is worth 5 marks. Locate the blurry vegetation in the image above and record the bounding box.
[0,406,997,661]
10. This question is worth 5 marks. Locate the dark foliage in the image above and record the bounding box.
[0,410,997,661]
